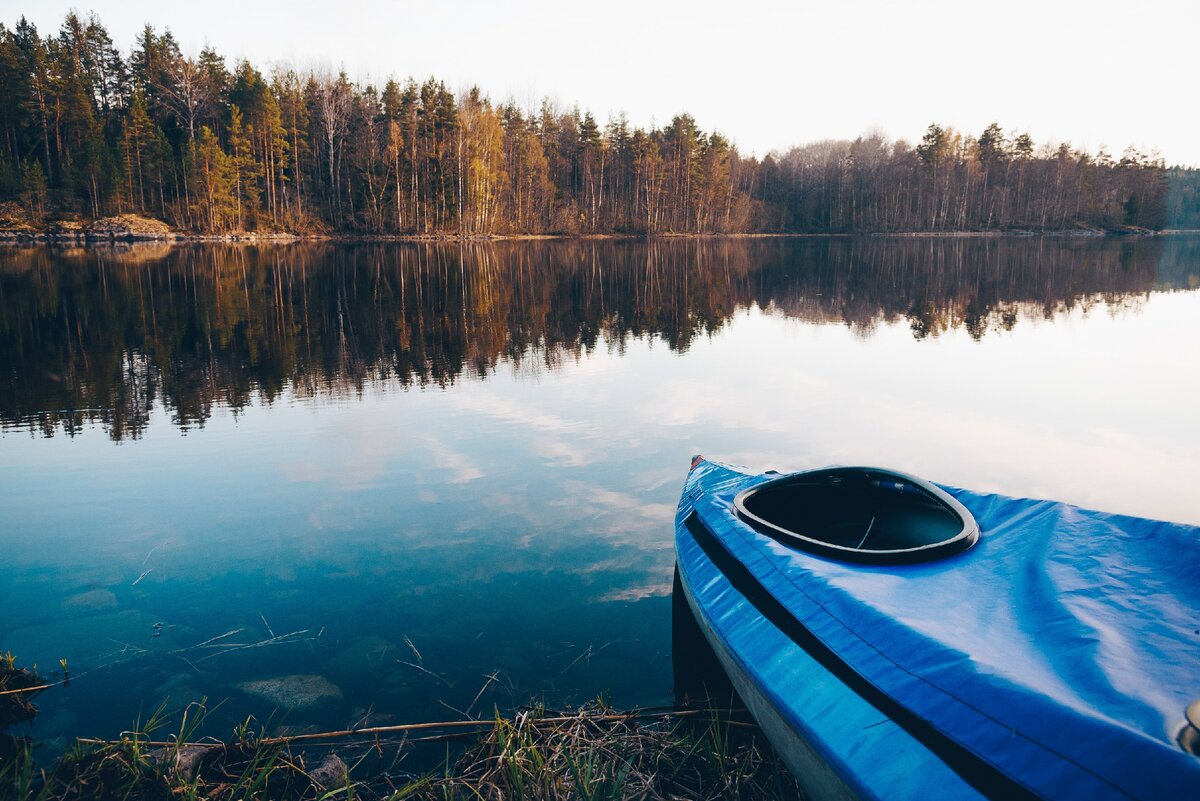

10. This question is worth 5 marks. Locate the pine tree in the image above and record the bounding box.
[228,104,259,229]
[119,90,156,211]
[188,125,236,231]
[13,18,53,184]
[20,157,46,216]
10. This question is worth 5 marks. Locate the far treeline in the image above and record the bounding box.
[1,11,1199,236]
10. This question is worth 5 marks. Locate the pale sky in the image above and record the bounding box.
[5,0,1199,165]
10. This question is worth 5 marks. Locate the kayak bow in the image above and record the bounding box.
[674,456,1200,801]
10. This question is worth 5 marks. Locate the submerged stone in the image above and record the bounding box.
[307,753,348,790]
[237,674,343,710]
[4,610,162,666]
[154,673,204,711]
[326,635,399,682]
[349,707,396,729]
[148,744,212,780]
[63,588,118,612]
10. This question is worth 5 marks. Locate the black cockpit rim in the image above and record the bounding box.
[733,466,980,564]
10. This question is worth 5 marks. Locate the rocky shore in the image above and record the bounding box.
[0,214,302,243]
[0,205,1168,245]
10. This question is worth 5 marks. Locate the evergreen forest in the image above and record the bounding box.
[1,11,1197,236]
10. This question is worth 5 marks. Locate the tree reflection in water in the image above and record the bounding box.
[2,236,1196,440]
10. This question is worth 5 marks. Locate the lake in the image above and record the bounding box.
[1,236,1198,748]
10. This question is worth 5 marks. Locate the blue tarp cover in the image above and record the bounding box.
[682,461,1200,800]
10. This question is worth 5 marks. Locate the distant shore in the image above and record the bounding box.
[0,215,1181,246]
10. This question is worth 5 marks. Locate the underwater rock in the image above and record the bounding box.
[307,753,348,789]
[236,674,342,710]
[348,707,396,729]
[326,635,399,682]
[147,744,213,780]
[4,610,161,666]
[154,673,203,711]
[63,588,118,612]
[271,723,320,737]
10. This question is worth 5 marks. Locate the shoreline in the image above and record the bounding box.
[1,657,797,800]
[0,228,1188,246]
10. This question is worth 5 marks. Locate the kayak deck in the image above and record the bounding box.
[677,509,990,800]
[675,458,1200,800]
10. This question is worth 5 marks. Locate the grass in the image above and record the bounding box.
[410,703,800,801]
[1,656,801,801]
[0,704,800,800]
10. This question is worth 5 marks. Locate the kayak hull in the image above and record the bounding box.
[674,457,1200,801]
[676,496,988,801]
[676,571,860,801]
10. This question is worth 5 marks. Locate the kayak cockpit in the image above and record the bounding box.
[734,467,978,563]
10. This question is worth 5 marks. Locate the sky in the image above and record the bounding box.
[4,0,1199,166]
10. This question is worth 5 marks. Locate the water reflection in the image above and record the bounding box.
[3,236,1196,440]
[2,236,1199,749]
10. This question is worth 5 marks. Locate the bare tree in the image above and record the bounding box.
[312,68,354,216]
[156,56,211,142]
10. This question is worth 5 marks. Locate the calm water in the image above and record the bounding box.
[2,236,1198,748]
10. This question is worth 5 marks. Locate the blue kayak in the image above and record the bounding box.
[675,457,1200,801]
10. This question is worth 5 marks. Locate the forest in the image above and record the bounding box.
[0,11,1196,236]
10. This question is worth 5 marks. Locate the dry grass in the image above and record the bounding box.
[401,705,801,801]
[1,651,800,801]
[2,704,800,801]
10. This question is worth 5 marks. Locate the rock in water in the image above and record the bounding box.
[147,744,213,780]
[236,675,343,710]
[307,753,348,790]
[154,673,203,710]
[4,610,161,666]
[63,589,118,612]
[326,635,399,682]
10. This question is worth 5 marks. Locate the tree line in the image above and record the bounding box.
[0,11,1196,235]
